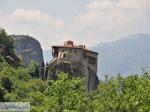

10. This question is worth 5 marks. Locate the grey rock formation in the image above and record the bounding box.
[48,58,99,91]
[13,35,44,67]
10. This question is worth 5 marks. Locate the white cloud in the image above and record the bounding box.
[75,0,150,26]
[9,9,64,28]
[0,0,150,50]
[71,0,150,44]
[87,0,150,10]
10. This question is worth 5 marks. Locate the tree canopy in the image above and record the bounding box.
[0,29,14,54]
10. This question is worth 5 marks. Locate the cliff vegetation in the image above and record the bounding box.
[0,56,150,112]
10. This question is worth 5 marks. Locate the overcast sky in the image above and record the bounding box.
[0,0,150,50]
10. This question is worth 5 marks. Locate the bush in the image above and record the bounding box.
[0,86,7,101]
[27,60,40,78]
[0,76,12,92]
[30,71,150,112]
[0,56,47,102]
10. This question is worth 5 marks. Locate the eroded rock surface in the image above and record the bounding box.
[48,58,99,91]
[13,35,44,67]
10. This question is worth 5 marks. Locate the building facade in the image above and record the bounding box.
[52,40,98,74]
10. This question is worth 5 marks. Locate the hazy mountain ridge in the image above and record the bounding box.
[91,33,150,79]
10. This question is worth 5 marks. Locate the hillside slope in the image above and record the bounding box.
[91,33,150,79]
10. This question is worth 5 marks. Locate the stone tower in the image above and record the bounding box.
[52,40,98,73]
[49,40,99,91]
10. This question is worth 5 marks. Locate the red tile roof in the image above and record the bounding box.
[52,45,98,54]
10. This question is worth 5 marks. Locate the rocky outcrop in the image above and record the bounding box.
[48,58,99,91]
[0,46,20,68]
[13,35,44,67]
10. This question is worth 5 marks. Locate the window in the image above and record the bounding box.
[53,48,59,57]
[89,57,97,64]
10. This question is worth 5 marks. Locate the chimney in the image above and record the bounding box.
[66,40,73,46]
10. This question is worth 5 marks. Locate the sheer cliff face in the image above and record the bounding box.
[13,35,44,67]
[48,58,99,91]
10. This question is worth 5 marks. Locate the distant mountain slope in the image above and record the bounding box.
[91,33,150,79]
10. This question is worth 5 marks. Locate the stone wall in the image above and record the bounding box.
[58,48,83,62]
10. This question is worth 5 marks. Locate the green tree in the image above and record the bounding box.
[0,55,47,102]
[15,67,31,81]
[45,62,49,80]
[27,60,40,78]
[0,29,14,55]
[89,71,150,112]
[0,86,7,101]
[39,62,45,80]
[31,73,88,112]
[0,76,12,92]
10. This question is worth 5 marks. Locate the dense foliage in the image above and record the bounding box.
[0,29,14,54]
[0,55,150,112]
[0,56,47,102]
[30,72,150,112]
